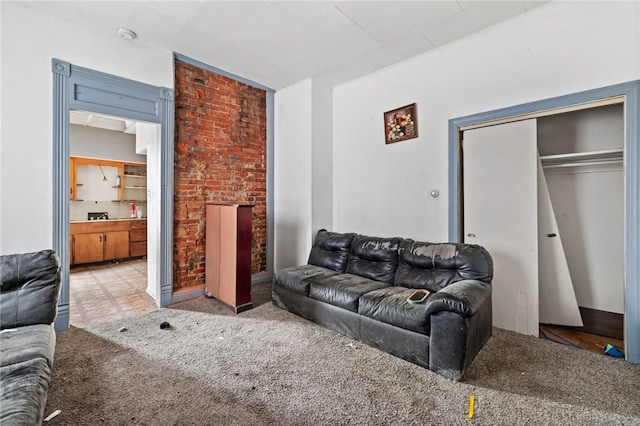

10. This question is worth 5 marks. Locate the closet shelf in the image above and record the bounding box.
[540,149,623,168]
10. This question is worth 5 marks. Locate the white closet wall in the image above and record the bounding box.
[538,104,624,314]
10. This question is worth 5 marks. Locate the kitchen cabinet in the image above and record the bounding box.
[104,231,131,260]
[73,233,104,264]
[73,231,129,264]
[70,157,121,201]
[70,220,131,265]
[122,163,147,202]
[70,156,146,202]
[130,220,147,257]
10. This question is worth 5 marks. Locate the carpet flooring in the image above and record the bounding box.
[44,283,640,425]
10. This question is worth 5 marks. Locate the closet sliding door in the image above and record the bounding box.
[537,156,583,327]
[463,120,539,336]
[463,119,582,336]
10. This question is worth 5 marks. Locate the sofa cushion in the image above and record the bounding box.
[345,235,401,284]
[358,287,432,335]
[0,250,61,330]
[0,357,52,425]
[273,265,340,296]
[307,230,357,273]
[309,274,390,312]
[394,240,493,292]
[0,324,56,369]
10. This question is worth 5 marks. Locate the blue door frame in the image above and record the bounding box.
[448,81,640,364]
[52,59,175,331]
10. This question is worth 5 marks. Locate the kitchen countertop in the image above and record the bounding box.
[70,218,147,223]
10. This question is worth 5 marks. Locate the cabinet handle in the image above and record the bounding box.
[100,235,103,242]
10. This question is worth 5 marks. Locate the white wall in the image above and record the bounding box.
[328,1,639,242]
[311,81,334,233]
[0,2,173,254]
[3,1,640,268]
[70,125,144,163]
[274,79,313,269]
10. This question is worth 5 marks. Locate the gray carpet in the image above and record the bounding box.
[45,284,640,425]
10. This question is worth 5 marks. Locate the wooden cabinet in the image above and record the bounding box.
[73,233,104,264]
[70,221,131,265]
[104,231,130,260]
[70,156,146,202]
[122,163,147,202]
[205,204,253,313]
[70,157,121,201]
[130,220,148,258]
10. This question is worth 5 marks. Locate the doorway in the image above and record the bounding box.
[52,58,175,332]
[447,80,640,364]
[68,110,158,327]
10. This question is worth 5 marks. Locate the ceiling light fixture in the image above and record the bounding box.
[118,27,137,40]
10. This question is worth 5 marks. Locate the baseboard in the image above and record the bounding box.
[171,285,205,304]
[170,273,273,305]
[252,271,273,284]
[577,307,624,340]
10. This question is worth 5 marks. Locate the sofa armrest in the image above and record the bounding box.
[426,280,492,380]
[425,280,491,318]
[0,250,61,329]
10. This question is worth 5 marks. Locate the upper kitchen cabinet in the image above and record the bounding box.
[122,163,147,202]
[70,156,146,202]
[71,157,121,201]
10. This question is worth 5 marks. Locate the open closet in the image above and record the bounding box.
[461,102,624,348]
[537,104,624,341]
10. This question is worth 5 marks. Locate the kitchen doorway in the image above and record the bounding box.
[68,110,158,328]
[52,59,175,332]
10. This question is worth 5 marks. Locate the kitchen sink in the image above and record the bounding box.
[87,212,109,220]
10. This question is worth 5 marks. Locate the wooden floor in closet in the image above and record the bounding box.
[539,323,625,358]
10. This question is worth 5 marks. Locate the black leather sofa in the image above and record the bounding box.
[272,230,493,380]
[1,250,61,424]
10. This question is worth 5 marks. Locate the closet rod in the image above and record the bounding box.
[539,149,623,163]
[542,159,623,169]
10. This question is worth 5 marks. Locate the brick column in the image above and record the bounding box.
[174,60,267,291]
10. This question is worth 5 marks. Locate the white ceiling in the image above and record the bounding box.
[28,1,550,90]
[70,110,138,134]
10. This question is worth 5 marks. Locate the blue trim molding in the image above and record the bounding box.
[448,80,640,364]
[52,58,175,331]
[52,59,71,332]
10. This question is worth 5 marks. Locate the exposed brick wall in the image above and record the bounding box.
[173,60,267,291]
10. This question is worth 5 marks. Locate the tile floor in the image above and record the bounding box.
[69,259,158,328]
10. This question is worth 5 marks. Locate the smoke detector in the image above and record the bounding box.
[118,28,137,40]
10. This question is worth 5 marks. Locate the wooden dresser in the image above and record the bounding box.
[205,204,253,313]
